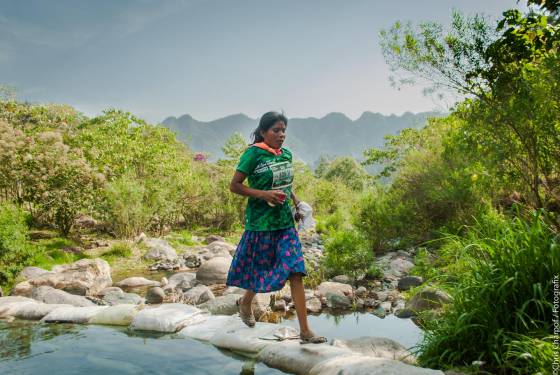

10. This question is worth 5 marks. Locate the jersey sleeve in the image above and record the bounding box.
[236,147,258,175]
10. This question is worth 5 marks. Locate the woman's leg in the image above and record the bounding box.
[240,290,256,317]
[288,273,311,335]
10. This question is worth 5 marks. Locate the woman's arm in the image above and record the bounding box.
[291,191,303,221]
[230,171,285,205]
[290,191,300,207]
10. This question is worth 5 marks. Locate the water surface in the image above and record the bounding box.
[0,312,423,374]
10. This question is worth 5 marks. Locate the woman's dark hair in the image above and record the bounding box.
[251,111,288,144]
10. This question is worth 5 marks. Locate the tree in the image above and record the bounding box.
[378,3,560,221]
[321,157,370,191]
[379,11,497,99]
[221,132,247,160]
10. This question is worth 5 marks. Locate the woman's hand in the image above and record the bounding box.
[260,190,286,206]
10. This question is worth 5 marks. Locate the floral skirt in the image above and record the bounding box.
[226,227,306,293]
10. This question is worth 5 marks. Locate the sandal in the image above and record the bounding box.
[300,331,327,344]
[236,297,256,328]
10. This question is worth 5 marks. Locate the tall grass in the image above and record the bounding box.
[416,210,559,374]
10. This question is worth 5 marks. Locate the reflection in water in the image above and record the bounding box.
[0,320,82,361]
[0,321,285,375]
[283,311,424,350]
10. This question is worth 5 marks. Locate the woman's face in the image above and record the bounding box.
[261,120,286,149]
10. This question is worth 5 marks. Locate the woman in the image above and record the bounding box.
[226,111,326,344]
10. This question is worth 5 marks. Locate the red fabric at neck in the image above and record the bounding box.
[252,142,283,155]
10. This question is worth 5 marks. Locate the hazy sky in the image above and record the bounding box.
[1,0,522,122]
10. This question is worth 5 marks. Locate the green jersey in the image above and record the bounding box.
[236,146,295,231]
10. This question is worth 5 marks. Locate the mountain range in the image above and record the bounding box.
[161,111,441,167]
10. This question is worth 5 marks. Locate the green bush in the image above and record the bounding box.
[103,174,152,237]
[320,156,370,191]
[358,118,491,252]
[316,208,348,235]
[323,230,374,281]
[417,210,559,374]
[0,203,39,285]
[353,189,409,252]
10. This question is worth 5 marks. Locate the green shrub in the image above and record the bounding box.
[365,264,383,279]
[417,210,559,374]
[353,189,409,252]
[0,203,40,285]
[103,174,152,237]
[323,230,374,281]
[316,209,348,235]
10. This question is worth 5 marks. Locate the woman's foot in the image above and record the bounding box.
[237,297,256,327]
[300,330,327,344]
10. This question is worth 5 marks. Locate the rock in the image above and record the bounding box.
[331,275,352,284]
[116,277,160,289]
[372,306,387,318]
[252,293,272,321]
[272,299,287,312]
[166,272,197,291]
[223,286,245,296]
[206,241,237,256]
[0,296,36,305]
[19,266,52,280]
[326,292,352,309]
[183,285,215,305]
[97,286,123,297]
[398,276,424,291]
[135,232,148,243]
[199,294,239,315]
[178,315,246,342]
[363,298,379,308]
[161,277,168,287]
[147,259,184,271]
[130,303,205,332]
[397,250,414,258]
[309,356,444,375]
[258,341,355,375]
[380,301,392,312]
[211,322,286,354]
[394,308,415,319]
[41,306,108,324]
[29,258,112,296]
[142,238,178,262]
[31,286,96,307]
[355,286,368,297]
[196,257,232,286]
[89,304,141,326]
[406,287,452,314]
[316,282,353,298]
[102,290,143,306]
[388,258,415,277]
[11,281,33,297]
[183,254,202,268]
[204,235,225,244]
[356,298,365,309]
[145,287,165,304]
[0,299,38,318]
[373,291,389,302]
[14,303,72,320]
[75,215,97,229]
[332,336,416,365]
